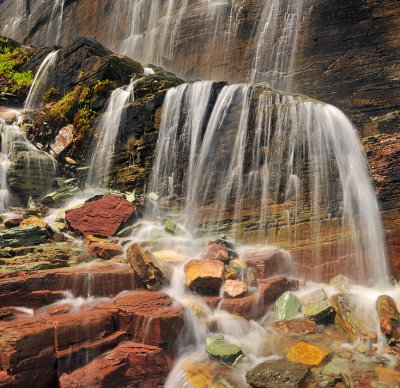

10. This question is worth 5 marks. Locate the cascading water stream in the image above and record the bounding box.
[45,0,65,45]
[249,0,307,88]
[1,0,29,43]
[24,50,59,111]
[86,80,135,188]
[149,82,388,284]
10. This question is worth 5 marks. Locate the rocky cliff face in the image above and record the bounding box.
[1,0,399,137]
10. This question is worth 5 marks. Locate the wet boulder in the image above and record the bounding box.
[329,274,350,293]
[331,293,366,341]
[301,289,334,322]
[243,247,293,279]
[376,295,400,342]
[0,226,51,248]
[127,243,165,291]
[65,194,135,236]
[273,291,301,321]
[8,150,57,204]
[203,242,230,262]
[287,341,329,366]
[259,275,299,306]
[246,360,310,388]
[206,335,243,365]
[184,259,224,295]
[223,279,248,298]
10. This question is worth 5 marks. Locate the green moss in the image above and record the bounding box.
[43,87,60,103]
[73,104,97,133]
[0,46,33,91]
[93,79,113,95]
[47,89,77,122]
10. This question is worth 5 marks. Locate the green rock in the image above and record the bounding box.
[206,342,243,365]
[274,291,301,321]
[164,219,177,234]
[301,289,334,322]
[42,180,80,207]
[329,274,350,293]
[0,226,50,248]
[206,335,225,346]
[321,357,350,377]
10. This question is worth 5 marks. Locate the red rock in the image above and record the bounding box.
[220,293,260,320]
[259,276,299,305]
[243,248,293,279]
[202,243,229,262]
[223,280,248,298]
[51,125,74,155]
[88,242,123,259]
[50,308,117,351]
[47,304,71,316]
[0,262,137,308]
[184,259,224,295]
[4,216,23,228]
[59,342,169,388]
[65,194,134,236]
[114,291,184,346]
[56,330,128,374]
[0,371,15,388]
[0,317,57,387]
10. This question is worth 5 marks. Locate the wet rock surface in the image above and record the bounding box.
[127,243,166,291]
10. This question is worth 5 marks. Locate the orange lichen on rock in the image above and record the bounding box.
[287,341,329,366]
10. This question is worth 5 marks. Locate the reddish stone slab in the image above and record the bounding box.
[65,194,134,237]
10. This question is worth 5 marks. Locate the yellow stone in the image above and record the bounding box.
[152,249,185,263]
[287,341,329,366]
[20,216,49,229]
[184,362,212,388]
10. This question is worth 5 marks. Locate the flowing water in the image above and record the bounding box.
[249,0,307,88]
[45,0,65,45]
[24,50,59,111]
[149,82,388,284]
[1,0,29,43]
[86,80,135,188]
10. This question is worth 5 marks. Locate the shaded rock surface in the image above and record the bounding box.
[0,226,51,248]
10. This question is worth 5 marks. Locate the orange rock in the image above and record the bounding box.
[184,362,212,388]
[375,366,400,385]
[184,259,224,295]
[20,216,49,229]
[287,341,329,366]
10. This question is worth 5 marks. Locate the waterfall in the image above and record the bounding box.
[24,51,59,111]
[150,83,388,283]
[45,0,65,45]
[110,0,243,77]
[249,0,306,88]
[86,80,135,188]
[1,0,29,43]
